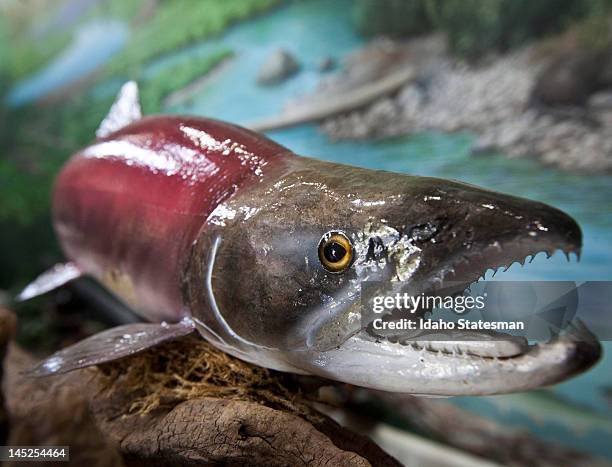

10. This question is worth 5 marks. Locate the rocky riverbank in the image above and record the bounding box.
[305,35,612,174]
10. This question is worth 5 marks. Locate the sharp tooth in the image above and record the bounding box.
[412,334,528,358]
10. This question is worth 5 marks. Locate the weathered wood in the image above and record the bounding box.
[248,66,415,132]
[0,308,400,467]
[340,388,608,467]
[0,308,15,446]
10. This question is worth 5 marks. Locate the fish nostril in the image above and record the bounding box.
[366,236,387,261]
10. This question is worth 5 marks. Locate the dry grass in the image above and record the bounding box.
[96,335,309,416]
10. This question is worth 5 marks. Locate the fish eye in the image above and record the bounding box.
[318,231,353,273]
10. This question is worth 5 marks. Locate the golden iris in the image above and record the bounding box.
[318,231,353,273]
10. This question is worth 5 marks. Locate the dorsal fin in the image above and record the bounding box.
[96,81,142,138]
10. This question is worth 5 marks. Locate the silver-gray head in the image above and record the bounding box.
[185,157,600,396]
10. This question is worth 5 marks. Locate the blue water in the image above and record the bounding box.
[21,0,612,458]
[6,20,128,107]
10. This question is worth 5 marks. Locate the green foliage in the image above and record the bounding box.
[106,0,281,76]
[86,0,142,22]
[2,32,71,81]
[353,0,434,38]
[0,16,8,77]
[0,158,54,225]
[0,2,71,80]
[2,0,281,81]
[0,216,58,290]
[352,0,612,59]
[576,0,612,51]
[432,0,587,59]
[140,49,233,112]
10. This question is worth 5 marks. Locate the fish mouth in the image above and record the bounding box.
[296,220,602,396]
[317,320,600,396]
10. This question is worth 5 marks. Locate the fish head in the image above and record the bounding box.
[186,157,600,395]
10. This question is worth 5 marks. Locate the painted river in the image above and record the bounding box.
[12,0,612,458]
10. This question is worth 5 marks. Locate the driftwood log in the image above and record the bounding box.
[0,308,400,467]
[334,389,610,467]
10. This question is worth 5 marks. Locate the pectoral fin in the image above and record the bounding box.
[26,318,196,377]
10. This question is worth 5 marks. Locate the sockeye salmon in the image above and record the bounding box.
[19,82,600,396]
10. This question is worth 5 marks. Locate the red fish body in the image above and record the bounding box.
[53,115,289,321]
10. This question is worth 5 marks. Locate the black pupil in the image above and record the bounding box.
[324,241,347,263]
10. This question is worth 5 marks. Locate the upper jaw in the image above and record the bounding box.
[431,234,582,292]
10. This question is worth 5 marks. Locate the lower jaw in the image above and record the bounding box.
[290,322,600,396]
